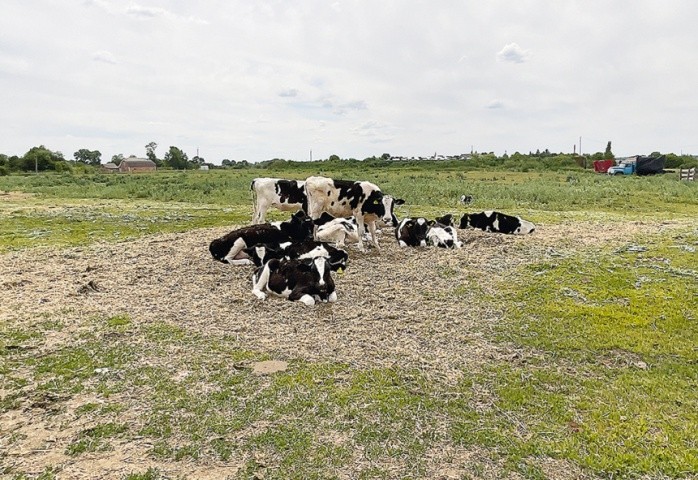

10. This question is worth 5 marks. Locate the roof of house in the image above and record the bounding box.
[102,162,119,169]
[121,156,156,168]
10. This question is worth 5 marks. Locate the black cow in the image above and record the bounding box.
[459,211,536,234]
[252,257,336,306]
[209,211,313,264]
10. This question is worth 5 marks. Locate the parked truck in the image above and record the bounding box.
[607,155,666,176]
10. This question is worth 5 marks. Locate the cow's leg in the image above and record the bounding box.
[354,215,366,251]
[253,202,268,224]
[224,238,248,264]
[289,287,316,306]
[251,265,271,300]
[367,221,379,249]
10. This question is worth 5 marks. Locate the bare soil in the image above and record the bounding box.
[1,218,693,479]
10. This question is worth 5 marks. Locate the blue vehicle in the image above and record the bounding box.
[607,155,666,176]
[607,159,636,175]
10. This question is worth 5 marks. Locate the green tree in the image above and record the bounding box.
[22,145,66,172]
[328,154,340,162]
[604,141,614,159]
[163,146,189,170]
[111,154,124,166]
[145,142,160,166]
[73,149,102,166]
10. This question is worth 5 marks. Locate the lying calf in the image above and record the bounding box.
[395,217,430,247]
[314,213,362,246]
[427,223,462,248]
[209,211,312,264]
[459,211,536,234]
[243,239,348,272]
[252,257,337,306]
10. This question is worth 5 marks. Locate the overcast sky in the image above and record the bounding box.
[2,1,698,163]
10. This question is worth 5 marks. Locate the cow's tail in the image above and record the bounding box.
[250,179,258,222]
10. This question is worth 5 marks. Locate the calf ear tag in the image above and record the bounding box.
[373,200,380,204]
[337,267,344,274]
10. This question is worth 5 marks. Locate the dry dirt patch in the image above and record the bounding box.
[1,218,693,479]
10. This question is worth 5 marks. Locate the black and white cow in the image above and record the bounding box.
[209,211,313,264]
[304,176,396,250]
[459,211,536,234]
[395,217,430,247]
[252,257,337,306]
[251,177,307,224]
[460,195,473,205]
[427,222,462,248]
[312,213,361,246]
[434,213,456,227]
[243,239,349,272]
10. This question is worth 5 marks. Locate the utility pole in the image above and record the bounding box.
[310,149,312,162]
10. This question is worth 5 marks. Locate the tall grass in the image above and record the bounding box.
[1,166,696,216]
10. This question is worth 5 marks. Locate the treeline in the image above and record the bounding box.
[2,145,697,176]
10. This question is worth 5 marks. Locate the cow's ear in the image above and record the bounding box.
[394,198,405,205]
[427,220,435,226]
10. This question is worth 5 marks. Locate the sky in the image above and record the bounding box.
[2,1,698,164]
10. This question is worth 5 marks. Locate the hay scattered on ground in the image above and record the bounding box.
[1,218,693,479]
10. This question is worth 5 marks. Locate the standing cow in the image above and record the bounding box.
[251,178,306,224]
[304,176,395,250]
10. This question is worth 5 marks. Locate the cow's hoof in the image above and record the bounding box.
[327,291,337,303]
[252,290,266,301]
[299,295,315,306]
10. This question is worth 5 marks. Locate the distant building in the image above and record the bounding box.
[101,162,119,173]
[118,156,157,173]
[200,165,209,171]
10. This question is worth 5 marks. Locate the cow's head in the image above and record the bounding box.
[379,195,405,227]
[299,257,335,301]
[209,237,232,263]
[396,217,430,247]
[280,210,314,241]
[361,189,386,220]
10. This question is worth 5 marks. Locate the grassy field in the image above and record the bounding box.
[1,166,697,479]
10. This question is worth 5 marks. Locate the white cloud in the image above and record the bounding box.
[2,1,698,162]
[278,88,299,98]
[496,43,530,64]
[92,50,117,64]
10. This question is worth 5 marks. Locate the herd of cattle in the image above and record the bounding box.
[208,176,536,306]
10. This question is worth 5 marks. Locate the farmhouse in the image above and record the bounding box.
[118,156,157,173]
[100,162,119,173]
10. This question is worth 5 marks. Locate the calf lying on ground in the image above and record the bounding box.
[427,222,462,248]
[459,211,536,234]
[243,239,348,272]
[460,195,473,205]
[395,217,430,247]
[209,211,313,264]
[252,257,336,306]
[313,213,362,246]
